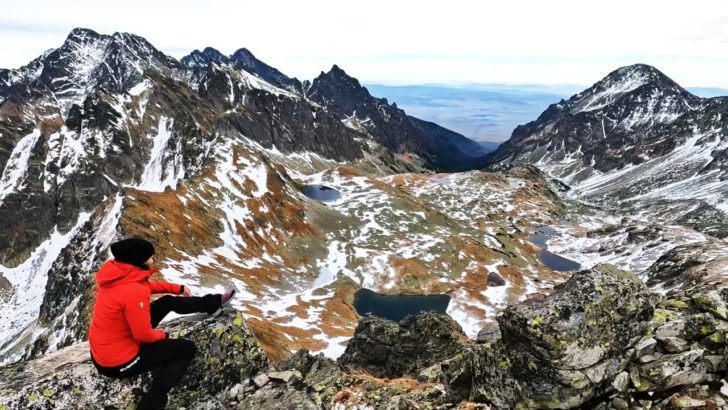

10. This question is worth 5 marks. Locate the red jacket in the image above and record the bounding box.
[88,260,183,367]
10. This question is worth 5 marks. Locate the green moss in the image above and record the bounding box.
[531,316,544,327]
[652,309,676,325]
[528,360,538,370]
[498,357,511,370]
[0,404,10,410]
[42,389,53,398]
[531,398,561,408]
[701,325,714,335]
[233,314,244,327]
[28,393,40,402]
[634,377,652,392]
[72,386,82,395]
[664,299,689,310]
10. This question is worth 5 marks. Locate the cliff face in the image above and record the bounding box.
[3,264,727,410]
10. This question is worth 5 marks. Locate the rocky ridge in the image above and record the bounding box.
[3,263,728,409]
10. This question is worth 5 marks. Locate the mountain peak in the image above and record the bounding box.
[181,47,227,67]
[65,27,103,43]
[569,63,688,113]
[600,64,675,89]
[231,47,255,61]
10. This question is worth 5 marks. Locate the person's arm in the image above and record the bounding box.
[148,281,184,295]
[123,286,168,343]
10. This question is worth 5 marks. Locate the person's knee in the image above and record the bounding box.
[154,295,175,305]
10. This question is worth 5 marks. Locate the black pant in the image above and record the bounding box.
[93,294,221,409]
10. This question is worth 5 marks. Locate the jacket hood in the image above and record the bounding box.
[96,260,159,288]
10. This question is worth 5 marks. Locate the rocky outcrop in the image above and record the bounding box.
[496,263,655,408]
[327,264,728,409]
[338,312,470,378]
[646,240,728,291]
[0,308,268,409]
[3,264,727,410]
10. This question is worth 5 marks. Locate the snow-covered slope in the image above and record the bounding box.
[0,27,496,364]
[487,64,728,238]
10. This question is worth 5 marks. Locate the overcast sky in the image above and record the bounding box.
[3,0,728,88]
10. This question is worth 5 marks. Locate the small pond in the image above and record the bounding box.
[353,288,450,323]
[302,184,341,202]
[528,225,582,272]
[538,250,582,271]
[529,226,559,248]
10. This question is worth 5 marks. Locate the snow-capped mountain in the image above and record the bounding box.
[0,28,510,364]
[486,64,728,238]
[305,65,492,171]
[1,27,724,381]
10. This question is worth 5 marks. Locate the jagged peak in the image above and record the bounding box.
[181,47,228,67]
[316,64,361,89]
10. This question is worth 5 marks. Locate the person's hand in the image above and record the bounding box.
[182,287,192,297]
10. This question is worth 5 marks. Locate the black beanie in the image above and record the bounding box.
[110,238,155,269]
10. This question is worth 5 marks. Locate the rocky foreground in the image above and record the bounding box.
[2,264,728,409]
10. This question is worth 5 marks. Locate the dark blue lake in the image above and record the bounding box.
[529,226,581,272]
[529,226,558,248]
[302,185,341,202]
[539,250,581,271]
[353,288,450,323]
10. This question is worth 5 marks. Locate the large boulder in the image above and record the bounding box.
[496,264,655,409]
[338,312,469,379]
[0,308,269,409]
[645,240,728,291]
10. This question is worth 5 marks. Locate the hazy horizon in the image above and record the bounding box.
[3,0,728,88]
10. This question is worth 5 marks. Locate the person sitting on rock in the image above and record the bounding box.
[88,237,236,410]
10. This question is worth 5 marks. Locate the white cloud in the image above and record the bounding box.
[1,0,727,87]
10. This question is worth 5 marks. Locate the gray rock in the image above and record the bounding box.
[638,349,708,391]
[487,271,506,287]
[657,336,689,353]
[692,291,728,320]
[267,370,301,383]
[686,313,717,341]
[235,385,319,410]
[703,355,724,372]
[253,373,270,388]
[656,319,686,339]
[638,354,658,364]
[228,383,245,399]
[496,264,655,408]
[612,397,629,409]
[612,371,630,392]
[338,312,468,378]
[634,337,657,358]
[476,323,501,344]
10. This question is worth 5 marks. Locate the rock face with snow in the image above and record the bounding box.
[486,64,728,238]
[306,65,491,171]
[1,27,512,364]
